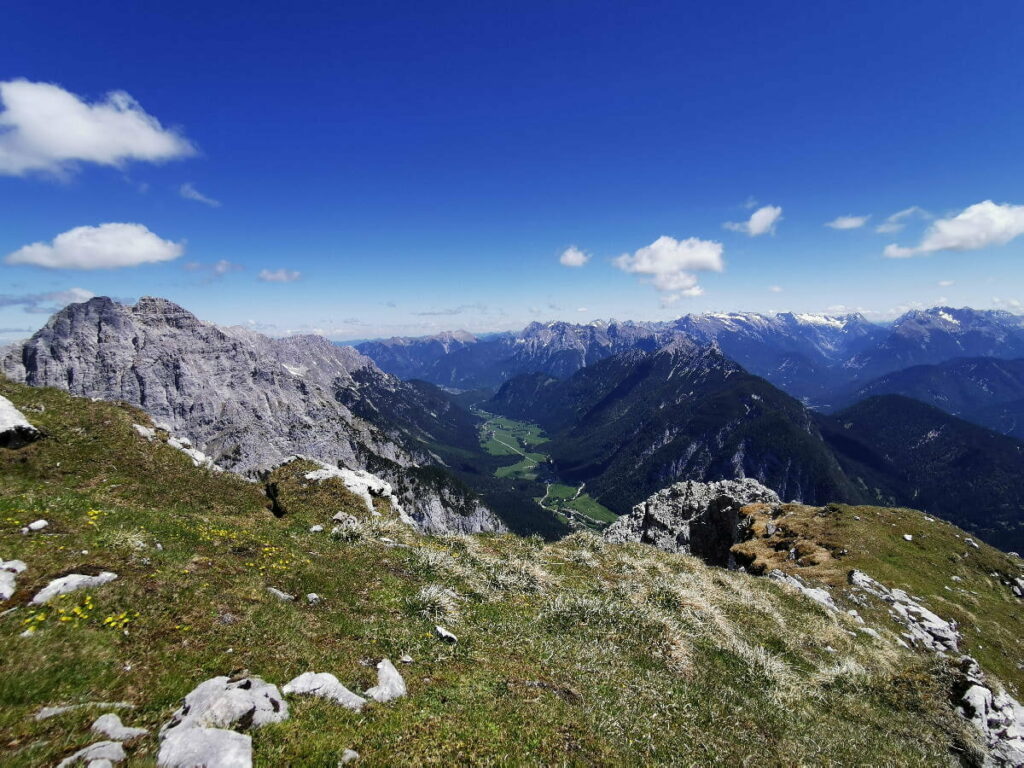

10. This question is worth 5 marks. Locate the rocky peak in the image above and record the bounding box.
[604,478,780,566]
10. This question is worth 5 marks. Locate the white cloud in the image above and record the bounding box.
[938,279,955,287]
[559,245,590,267]
[0,79,195,177]
[0,286,95,313]
[768,285,783,293]
[576,307,589,312]
[884,200,1024,259]
[825,214,869,230]
[259,268,302,283]
[875,206,929,234]
[184,259,242,279]
[179,182,221,207]
[614,235,723,302]
[725,205,782,236]
[5,223,184,269]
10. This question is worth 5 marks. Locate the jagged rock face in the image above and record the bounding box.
[604,478,780,565]
[2,297,401,473]
[2,297,504,534]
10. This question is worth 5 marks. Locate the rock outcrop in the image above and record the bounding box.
[955,655,1024,767]
[604,478,780,565]
[848,569,959,654]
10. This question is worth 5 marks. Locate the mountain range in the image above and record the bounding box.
[5,297,1024,550]
[358,306,1024,407]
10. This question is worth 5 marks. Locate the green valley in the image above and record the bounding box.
[476,411,616,531]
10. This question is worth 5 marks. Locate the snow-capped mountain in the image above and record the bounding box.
[357,307,1024,407]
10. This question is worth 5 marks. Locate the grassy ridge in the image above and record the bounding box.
[0,381,993,766]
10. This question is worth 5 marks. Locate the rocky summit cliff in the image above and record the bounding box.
[1,297,502,534]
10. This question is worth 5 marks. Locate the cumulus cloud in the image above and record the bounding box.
[5,223,184,269]
[0,79,195,177]
[559,245,590,267]
[725,205,782,236]
[614,235,723,302]
[179,182,221,207]
[0,286,95,313]
[884,200,1024,259]
[826,215,869,230]
[258,268,302,283]
[875,206,929,234]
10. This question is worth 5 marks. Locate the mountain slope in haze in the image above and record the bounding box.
[846,307,1024,382]
[820,394,1024,551]
[0,379,1010,766]
[490,339,865,514]
[0,297,504,534]
[848,357,1024,439]
[671,311,885,404]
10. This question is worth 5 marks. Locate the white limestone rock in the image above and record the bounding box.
[158,727,252,768]
[266,587,295,602]
[956,655,1024,767]
[339,748,360,764]
[91,713,148,740]
[0,394,41,448]
[848,569,959,654]
[56,741,126,767]
[0,558,27,601]
[161,676,289,734]
[604,478,780,565]
[306,593,322,605]
[21,518,49,534]
[35,702,133,721]
[31,572,118,605]
[768,570,838,612]
[435,625,458,643]
[365,658,406,703]
[282,672,366,711]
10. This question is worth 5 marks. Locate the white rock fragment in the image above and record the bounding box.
[31,572,118,605]
[35,702,133,721]
[768,570,837,612]
[339,748,360,764]
[435,625,458,643]
[266,587,294,602]
[365,659,406,703]
[0,394,41,448]
[903,534,913,542]
[158,727,252,768]
[21,518,49,535]
[92,713,148,740]
[167,435,220,471]
[133,424,156,441]
[306,593,322,605]
[161,676,288,734]
[56,740,126,768]
[282,672,366,711]
[966,538,980,549]
[309,525,324,533]
[0,559,27,601]
[399,654,413,664]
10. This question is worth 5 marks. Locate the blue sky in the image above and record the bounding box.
[2,0,1024,342]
